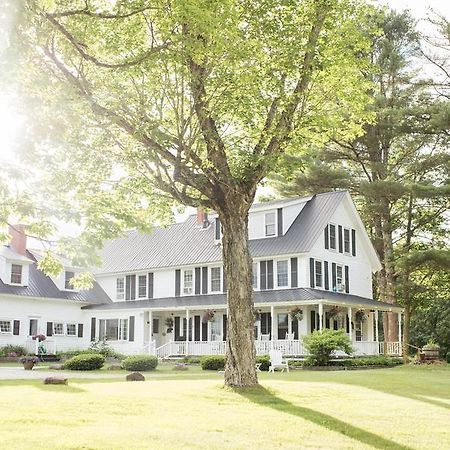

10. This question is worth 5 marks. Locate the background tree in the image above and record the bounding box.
[10,0,373,386]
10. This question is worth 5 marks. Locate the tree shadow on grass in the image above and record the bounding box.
[235,385,412,450]
[0,379,85,393]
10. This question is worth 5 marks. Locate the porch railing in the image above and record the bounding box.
[352,341,379,356]
[25,339,57,356]
[379,341,402,356]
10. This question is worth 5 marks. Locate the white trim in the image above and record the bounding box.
[264,210,277,237]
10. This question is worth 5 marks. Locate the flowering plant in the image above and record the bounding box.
[202,309,215,323]
[253,308,261,321]
[355,309,366,324]
[32,334,46,342]
[327,307,345,319]
[20,356,39,363]
[289,307,303,321]
[165,317,174,328]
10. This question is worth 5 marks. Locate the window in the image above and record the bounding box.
[210,267,221,292]
[252,263,258,289]
[138,275,147,298]
[265,212,276,237]
[0,320,12,333]
[64,271,75,290]
[53,323,64,335]
[277,260,288,287]
[329,224,336,250]
[344,228,351,254]
[315,260,323,287]
[66,323,77,336]
[210,316,221,341]
[277,314,288,340]
[119,319,128,340]
[183,270,193,295]
[29,319,38,336]
[10,264,22,284]
[116,277,125,300]
[336,264,344,291]
[99,319,128,341]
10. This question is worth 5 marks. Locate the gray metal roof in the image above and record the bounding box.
[95,191,347,274]
[83,288,401,311]
[0,251,111,304]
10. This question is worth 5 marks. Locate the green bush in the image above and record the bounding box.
[0,345,27,357]
[122,355,158,371]
[256,355,270,371]
[88,340,125,359]
[201,355,225,370]
[182,356,202,364]
[303,329,353,366]
[63,353,105,370]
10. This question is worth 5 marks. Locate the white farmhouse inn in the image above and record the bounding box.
[0,191,403,358]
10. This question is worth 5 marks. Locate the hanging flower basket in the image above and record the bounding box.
[165,317,174,333]
[253,308,261,322]
[327,306,345,320]
[32,334,46,342]
[202,309,215,323]
[289,307,303,321]
[355,309,366,324]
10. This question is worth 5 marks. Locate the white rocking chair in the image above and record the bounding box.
[260,334,270,341]
[268,350,289,373]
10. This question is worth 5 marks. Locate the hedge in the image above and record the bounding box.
[201,355,225,370]
[122,355,158,371]
[0,345,27,357]
[63,353,105,370]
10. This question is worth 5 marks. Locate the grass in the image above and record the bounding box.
[0,364,449,449]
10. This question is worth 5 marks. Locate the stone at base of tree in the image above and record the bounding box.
[49,364,64,370]
[107,364,123,370]
[126,372,145,381]
[44,376,68,385]
[173,363,188,371]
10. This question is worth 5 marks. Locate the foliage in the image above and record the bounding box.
[354,310,367,324]
[201,355,225,371]
[202,310,215,323]
[88,340,124,359]
[289,307,303,321]
[122,355,158,372]
[0,345,27,357]
[63,353,105,370]
[289,356,403,367]
[256,355,271,372]
[303,329,353,366]
[20,356,40,364]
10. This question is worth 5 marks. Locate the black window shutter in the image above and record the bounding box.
[129,316,135,342]
[291,319,298,339]
[290,257,298,288]
[345,265,349,293]
[215,217,221,240]
[223,270,227,292]
[195,267,201,295]
[194,316,200,341]
[77,324,84,338]
[325,316,330,329]
[309,258,315,288]
[125,275,131,300]
[130,275,136,300]
[277,208,283,236]
[332,263,337,290]
[201,267,208,294]
[324,261,329,290]
[351,229,356,256]
[148,273,154,299]
[346,315,350,333]
[202,321,208,341]
[174,316,181,341]
[260,261,267,290]
[90,318,96,341]
[338,225,343,253]
[223,314,227,341]
[310,310,316,332]
[175,269,181,297]
[267,260,274,289]
[324,225,329,249]
[13,320,20,336]
[46,322,53,336]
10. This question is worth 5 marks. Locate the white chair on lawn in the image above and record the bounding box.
[285,333,295,340]
[268,350,289,373]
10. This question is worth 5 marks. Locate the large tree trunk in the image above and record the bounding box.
[219,208,258,387]
[402,305,411,363]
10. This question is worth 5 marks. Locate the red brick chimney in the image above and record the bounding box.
[9,224,27,256]
[196,209,209,228]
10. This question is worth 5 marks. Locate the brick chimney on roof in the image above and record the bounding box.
[196,209,209,228]
[9,224,27,256]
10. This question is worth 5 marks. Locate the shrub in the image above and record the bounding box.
[201,355,225,370]
[0,345,27,357]
[256,355,270,371]
[303,329,353,366]
[63,353,105,370]
[88,340,125,359]
[122,355,158,371]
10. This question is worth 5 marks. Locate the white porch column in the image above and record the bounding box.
[398,311,402,345]
[375,310,379,343]
[185,309,190,356]
[348,307,353,341]
[318,303,323,331]
[270,305,275,347]
[149,310,153,354]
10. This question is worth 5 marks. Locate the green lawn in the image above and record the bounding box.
[0,364,449,449]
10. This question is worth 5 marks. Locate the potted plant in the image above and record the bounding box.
[422,340,440,360]
[327,306,344,320]
[202,309,215,323]
[165,317,174,333]
[289,307,303,321]
[355,309,366,324]
[32,334,46,342]
[253,308,261,322]
[20,356,39,370]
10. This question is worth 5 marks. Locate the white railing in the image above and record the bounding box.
[25,339,57,355]
[255,340,305,356]
[379,341,402,356]
[353,341,379,356]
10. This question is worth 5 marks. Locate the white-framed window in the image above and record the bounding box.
[329,224,337,250]
[53,322,64,335]
[336,264,344,291]
[66,323,77,336]
[315,260,323,287]
[252,262,258,289]
[0,320,12,334]
[98,318,128,341]
[29,318,38,336]
[116,277,125,300]
[277,260,289,287]
[64,271,75,290]
[183,269,193,295]
[119,318,128,340]
[10,264,22,284]
[343,228,351,254]
[138,274,147,298]
[265,212,276,237]
[210,267,221,292]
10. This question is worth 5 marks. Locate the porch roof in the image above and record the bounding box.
[82,288,402,311]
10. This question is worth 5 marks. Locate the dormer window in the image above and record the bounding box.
[64,271,75,290]
[10,264,22,284]
[265,212,276,237]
